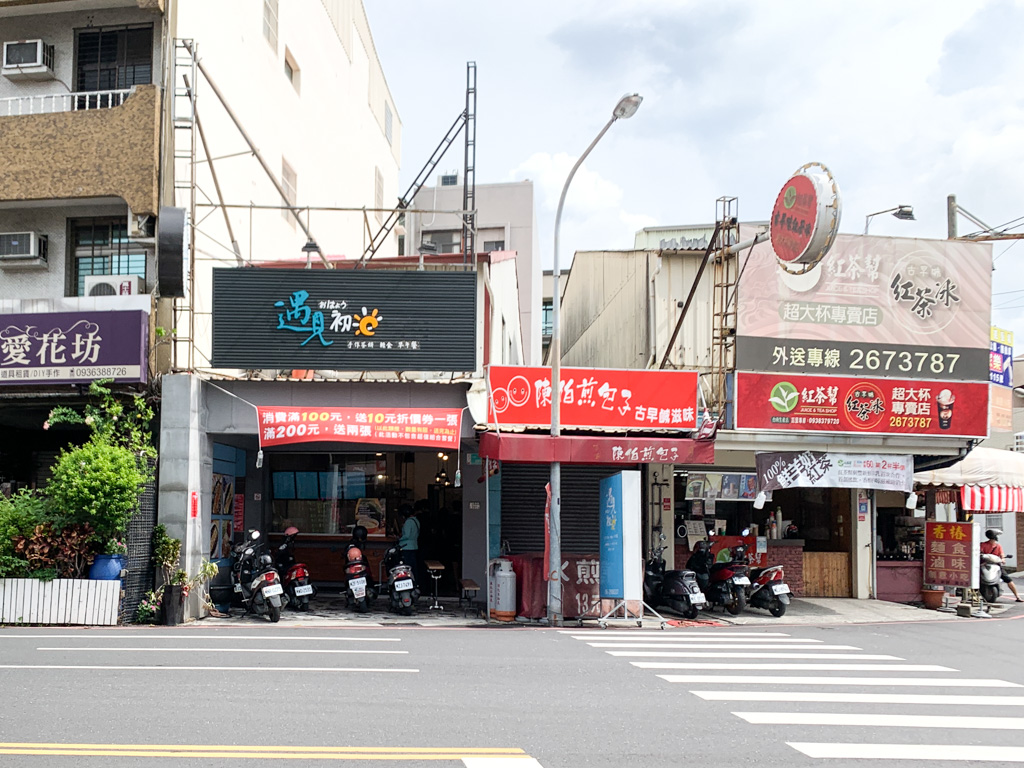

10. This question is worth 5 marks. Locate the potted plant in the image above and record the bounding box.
[89,537,128,581]
[135,589,163,624]
[921,584,946,610]
[152,525,183,625]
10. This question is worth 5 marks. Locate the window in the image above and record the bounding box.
[71,218,146,297]
[1015,432,1024,452]
[75,25,152,105]
[384,103,393,145]
[440,174,458,187]
[483,240,505,251]
[541,300,553,337]
[283,47,300,92]
[263,0,279,50]
[281,159,297,224]
[374,167,384,224]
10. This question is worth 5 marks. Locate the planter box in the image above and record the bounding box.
[0,578,121,626]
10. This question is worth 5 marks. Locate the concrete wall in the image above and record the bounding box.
[408,181,540,364]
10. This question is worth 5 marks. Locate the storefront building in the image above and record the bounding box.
[159,254,525,617]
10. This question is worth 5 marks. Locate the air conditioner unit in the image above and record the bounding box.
[0,231,47,260]
[2,39,56,81]
[84,275,146,297]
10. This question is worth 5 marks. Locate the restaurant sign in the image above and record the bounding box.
[924,521,979,589]
[735,371,988,438]
[736,234,992,381]
[487,366,698,430]
[212,269,477,371]
[0,310,148,385]
[755,451,913,493]
[257,406,461,449]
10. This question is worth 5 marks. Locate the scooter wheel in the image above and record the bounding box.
[982,584,1001,604]
[683,606,699,620]
[769,598,787,618]
[726,589,746,616]
[268,604,282,623]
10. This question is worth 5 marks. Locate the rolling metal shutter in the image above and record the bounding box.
[499,463,626,555]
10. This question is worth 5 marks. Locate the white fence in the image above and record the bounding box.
[0,88,132,118]
[0,578,120,626]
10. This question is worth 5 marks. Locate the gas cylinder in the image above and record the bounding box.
[489,558,516,622]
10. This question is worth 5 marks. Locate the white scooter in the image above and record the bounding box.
[980,552,1003,604]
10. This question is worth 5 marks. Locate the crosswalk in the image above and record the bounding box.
[563,628,1024,763]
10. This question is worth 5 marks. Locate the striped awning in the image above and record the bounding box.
[961,485,1024,513]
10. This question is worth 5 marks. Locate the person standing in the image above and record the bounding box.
[981,529,1023,602]
[399,504,421,586]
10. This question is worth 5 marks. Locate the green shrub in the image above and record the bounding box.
[47,441,146,540]
[0,490,50,576]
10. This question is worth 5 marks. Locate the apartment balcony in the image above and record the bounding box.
[0,1,162,16]
[0,83,160,217]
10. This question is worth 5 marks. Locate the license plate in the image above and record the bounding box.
[394,578,414,591]
[294,584,314,596]
[690,593,706,604]
[733,576,751,585]
[771,583,790,594]
[350,577,367,599]
[262,583,284,597]
[233,583,242,593]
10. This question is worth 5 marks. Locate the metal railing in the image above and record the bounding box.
[0,88,133,117]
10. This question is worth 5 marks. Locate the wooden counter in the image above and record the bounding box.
[269,534,397,585]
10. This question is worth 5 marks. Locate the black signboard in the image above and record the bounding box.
[212,268,477,371]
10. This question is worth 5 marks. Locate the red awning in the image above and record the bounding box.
[961,485,1024,513]
[478,432,714,465]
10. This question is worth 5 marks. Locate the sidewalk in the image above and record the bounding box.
[188,592,1019,629]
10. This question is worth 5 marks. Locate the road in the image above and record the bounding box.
[1,611,1023,766]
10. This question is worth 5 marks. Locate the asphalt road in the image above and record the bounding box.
[2,609,1024,767]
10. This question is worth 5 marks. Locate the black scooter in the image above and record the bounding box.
[380,544,419,615]
[231,529,284,622]
[643,534,706,620]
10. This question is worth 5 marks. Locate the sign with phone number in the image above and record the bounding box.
[735,372,989,438]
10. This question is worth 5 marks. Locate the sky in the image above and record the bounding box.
[364,0,1024,333]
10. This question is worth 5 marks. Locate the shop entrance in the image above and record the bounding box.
[773,487,853,597]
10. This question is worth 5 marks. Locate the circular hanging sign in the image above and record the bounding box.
[769,162,842,274]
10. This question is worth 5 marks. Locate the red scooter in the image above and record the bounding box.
[344,525,377,613]
[274,526,316,611]
[748,563,791,617]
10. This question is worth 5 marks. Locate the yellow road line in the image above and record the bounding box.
[0,743,528,760]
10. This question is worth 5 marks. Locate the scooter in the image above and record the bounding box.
[703,544,750,615]
[344,533,377,613]
[380,544,419,615]
[748,563,791,617]
[274,526,316,611]
[231,529,284,622]
[980,552,1003,604]
[643,535,706,620]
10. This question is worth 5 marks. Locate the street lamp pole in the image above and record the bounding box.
[548,93,642,626]
[864,204,915,235]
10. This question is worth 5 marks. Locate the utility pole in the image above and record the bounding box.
[947,195,957,239]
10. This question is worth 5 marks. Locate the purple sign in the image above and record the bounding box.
[0,311,148,385]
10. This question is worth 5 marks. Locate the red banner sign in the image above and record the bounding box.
[257,406,461,449]
[487,366,698,430]
[735,372,988,438]
[924,521,976,589]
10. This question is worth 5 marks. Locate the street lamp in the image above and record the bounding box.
[548,93,642,626]
[864,204,915,235]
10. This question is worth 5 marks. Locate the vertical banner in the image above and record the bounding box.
[543,482,552,582]
[599,471,642,600]
[924,521,979,589]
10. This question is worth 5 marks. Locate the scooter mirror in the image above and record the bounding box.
[741,528,751,536]
[659,533,666,542]
[251,530,260,540]
[244,547,254,556]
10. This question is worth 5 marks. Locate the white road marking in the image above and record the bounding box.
[656,675,1016,687]
[694,690,1024,706]
[463,759,545,767]
[607,651,900,660]
[0,665,418,672]
[788,743,1024,762]
[570,635,820,643]
[562,631,791,637]
[0,635,401,641]
[737,712,1024,729]
[36,647,407,655]
[632,662,955,671]
[588,643,860,650]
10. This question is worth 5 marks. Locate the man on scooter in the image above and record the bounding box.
[981,529,1023,602]
[686,540,714,592]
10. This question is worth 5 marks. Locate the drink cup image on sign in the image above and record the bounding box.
[491,388,509,413]
[937,389,955,429]
[506,376,531,407]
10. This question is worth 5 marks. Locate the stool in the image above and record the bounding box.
[425,560,444,611]
[459,578,480,616]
